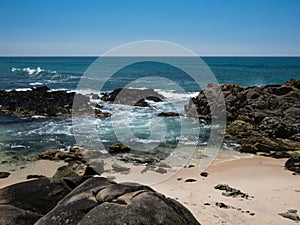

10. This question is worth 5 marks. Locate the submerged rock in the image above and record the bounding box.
[158,112,182,117]
[0,177,201,225]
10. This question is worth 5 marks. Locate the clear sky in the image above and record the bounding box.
[0,0,299,56]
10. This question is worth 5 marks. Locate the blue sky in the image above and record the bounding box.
[0,0,299,56]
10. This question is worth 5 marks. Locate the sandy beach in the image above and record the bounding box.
[0,155,299,225]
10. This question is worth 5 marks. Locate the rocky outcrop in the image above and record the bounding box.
[0,86,90,117]
[101,88,164,107]
[0,177,201,225]
[185,79,300,155]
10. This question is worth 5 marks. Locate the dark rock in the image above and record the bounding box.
[200,172,209,177]
[94,109,111,117]
[0,177,87,215]
[34,177,201,225]
[101,88,164,107]
[0,86,90,117]
[106,143,131,154]
[214,184,250,199]
[26,175,46,179]
[0,205,42,225]
[279,209,300,222]
[158,112,182,117]
[215,202,229,209]
[185,79,300,155]
[185,178,197,183]
[0,171,10,179]
[285,156,300,174]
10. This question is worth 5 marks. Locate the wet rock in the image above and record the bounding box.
[0,86,90,117]
[285,156,300,174]
[101,88,164,107]
[106,143,131,154]
[158,112,182,117]
[279,209,300,222]
[185,79,300,155]
[0,171,10,179]
[94,109,111,117]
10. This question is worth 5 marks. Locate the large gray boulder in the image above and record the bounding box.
[0,177,201,225]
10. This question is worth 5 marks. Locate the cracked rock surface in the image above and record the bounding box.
[0,177,200,225]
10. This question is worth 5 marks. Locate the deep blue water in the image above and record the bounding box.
[0,57,300,159]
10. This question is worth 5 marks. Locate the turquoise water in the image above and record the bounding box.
[0,57,300,157]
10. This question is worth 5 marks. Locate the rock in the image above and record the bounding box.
[185,79,300,155]
[94,109,111,117]
[0,177,88,216]
[0,205,42,225]
[215,202,229,209]
[0,86,90,117]
[101,88,164,106]
[158,112,182,117]
[200,172,209,177]
[185,178,197,183]
[0,171,10,179]
[106,143,131,154]
[34,177,200,225]
[155,167,168,174]
[285,156,300,174]
[53,161,101,178]
[39,147,85,162]
[111,163,130,173]
[279,209,300,222]
[214,184,250,199]
[26,175,46,179]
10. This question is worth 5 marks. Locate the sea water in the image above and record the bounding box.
[0,57,300,160]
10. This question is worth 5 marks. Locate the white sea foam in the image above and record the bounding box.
[14,88,32,91]
[29,82,43,86]
[11,67,57,76]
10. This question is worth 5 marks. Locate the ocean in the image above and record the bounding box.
[1,57,300,162]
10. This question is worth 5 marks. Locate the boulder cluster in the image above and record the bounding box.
[0,177,200,225]
[185,79,300,158]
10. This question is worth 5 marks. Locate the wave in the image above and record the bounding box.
[11,67,57,76]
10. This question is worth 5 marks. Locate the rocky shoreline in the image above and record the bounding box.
[185,78,300,173]
[1,79,300,224]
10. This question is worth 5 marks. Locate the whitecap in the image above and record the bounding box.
[29,82,43,86]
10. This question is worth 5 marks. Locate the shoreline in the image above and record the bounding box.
[0,155,298,224]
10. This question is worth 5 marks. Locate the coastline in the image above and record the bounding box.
[0,154,298,224]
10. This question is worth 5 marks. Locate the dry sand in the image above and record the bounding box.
[0,155,299,225]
